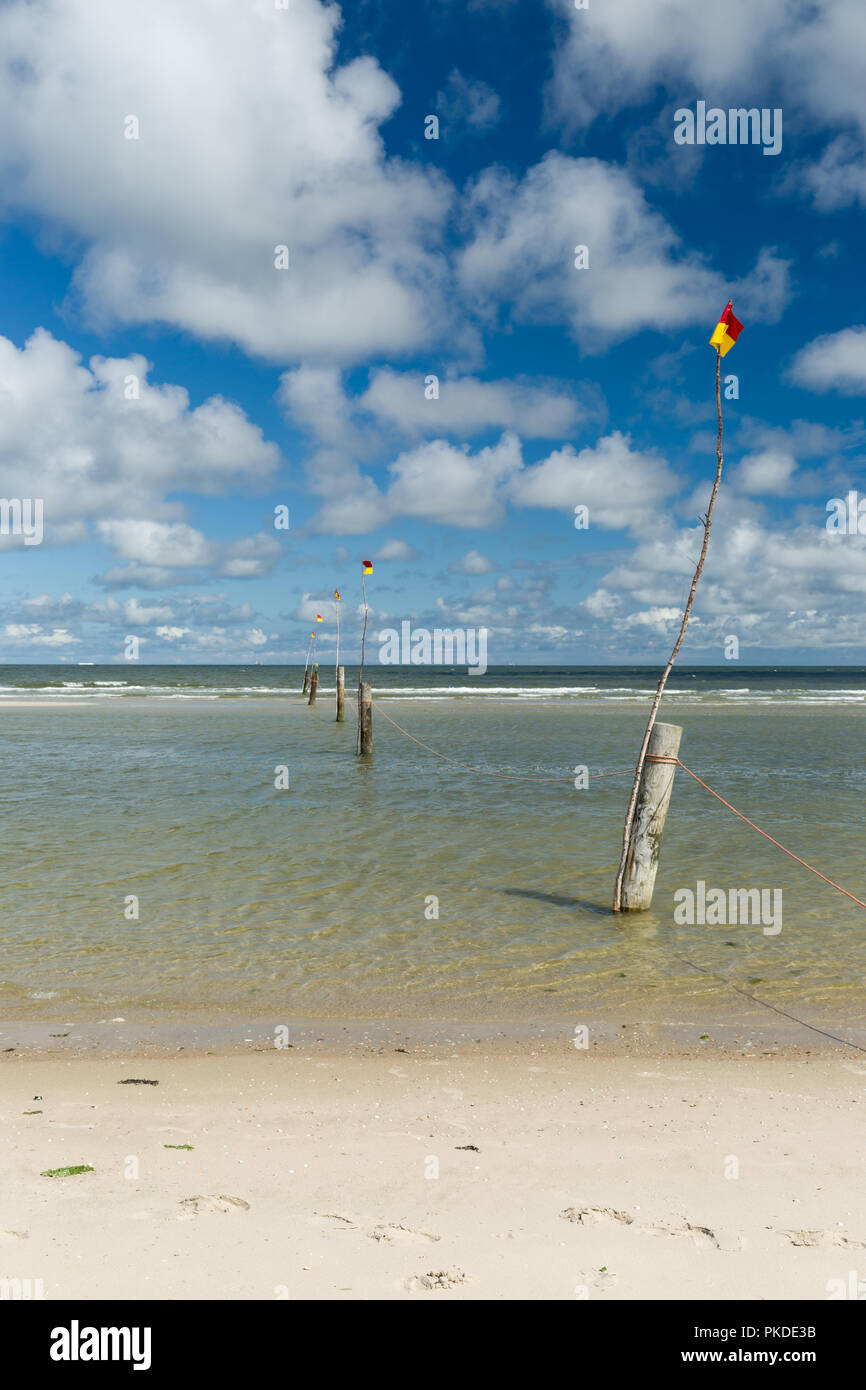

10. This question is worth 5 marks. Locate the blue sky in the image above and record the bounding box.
[0,0,865,665]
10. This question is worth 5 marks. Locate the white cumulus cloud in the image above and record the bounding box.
[788,327,866,394]
[0,0,454,364]
[458,154,789,350]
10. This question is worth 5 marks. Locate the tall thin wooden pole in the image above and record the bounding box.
[334,591,341,715]
[357,567,370,754]
[301,631,313,696]
[612,346,725,912]
[308,663,319,705]
[359,571,369,688]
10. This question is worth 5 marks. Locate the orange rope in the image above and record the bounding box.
[369,700,866,910]
[674,758,866,909]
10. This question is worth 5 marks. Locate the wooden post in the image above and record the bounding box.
[308,664,319,706]
[357,681,372,755]
[301,666,310,696]
[336,665,345,722]
[620,721,682,912]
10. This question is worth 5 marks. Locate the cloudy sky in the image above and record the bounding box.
[1,0,865,665]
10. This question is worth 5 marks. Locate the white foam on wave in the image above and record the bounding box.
[0,679,865,704]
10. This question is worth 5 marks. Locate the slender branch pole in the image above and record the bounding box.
[612,347,725,912]
[357,571,370,755]
[335,593,343,721]
[358,572,369,689]
[301,631,313,694]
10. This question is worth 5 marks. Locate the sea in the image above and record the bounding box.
[2,664,864,1032]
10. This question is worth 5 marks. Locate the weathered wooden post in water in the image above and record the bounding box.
[336,665,345,722]
[308,664,319,705]
[357,681,372,754]
[620,722,682,912]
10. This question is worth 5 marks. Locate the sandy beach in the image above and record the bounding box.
[2,1030,864,1302]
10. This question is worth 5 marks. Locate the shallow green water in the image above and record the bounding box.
[2,683,865,1024]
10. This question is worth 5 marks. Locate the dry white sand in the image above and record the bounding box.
[2,1040,864,1300]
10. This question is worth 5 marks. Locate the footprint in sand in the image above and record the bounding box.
[782,1229,865,1249]
[406,1267,467,1290]
[311,1212,359,1230]
[177,1194,250,1219]
[641,1221,720,1250]
[369,1222,440,1244]
[561,1207,719,1248]
[309,1215,439,1244]
[561,1206,634,1227]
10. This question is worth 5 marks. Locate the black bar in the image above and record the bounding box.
[5,1299,859,1374]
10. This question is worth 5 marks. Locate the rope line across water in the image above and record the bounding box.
[367,699,866,1053]
[673,758,866,910]
[370,699,866,909]
[370,699,634,782]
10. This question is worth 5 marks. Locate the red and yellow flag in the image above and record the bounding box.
[362,560,373,574]
[316,613,323,622]
[709,301,744,357]
[334,589,340,601]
